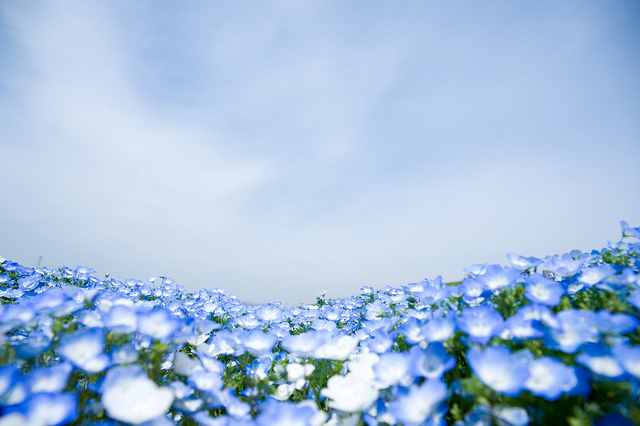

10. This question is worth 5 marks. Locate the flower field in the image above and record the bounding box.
[1,222,640,426]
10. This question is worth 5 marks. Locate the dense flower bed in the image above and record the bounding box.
[1,222,640,426]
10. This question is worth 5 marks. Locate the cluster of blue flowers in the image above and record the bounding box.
[1,221,639,425]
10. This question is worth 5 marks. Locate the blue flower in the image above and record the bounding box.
[524,274,565,306]
[7,392,77,426]
[524,356,574,400]
[457,305,505,345]
[467,346,530,397]
[621,220,640,239]
[410,343,456,379]
[591,310,639,335]
[505,313,545,340]
[256,400,324,426]
[612,344,640,379]
[100,365,175,424]
[543,309,598,353]
[576,343,626,380]
[28,363,72,394]
[58,328,111,373]
[387,379,448,425]
[476,264,521,291]
[506,252,543,271]
[422,315,456,344]
[137,308,183,340]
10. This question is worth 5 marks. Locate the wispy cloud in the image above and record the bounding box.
[1,1,639,304]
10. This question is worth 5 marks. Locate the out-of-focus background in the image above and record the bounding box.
[1,1,639,305]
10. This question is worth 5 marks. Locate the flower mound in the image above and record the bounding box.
[1,220,639,425]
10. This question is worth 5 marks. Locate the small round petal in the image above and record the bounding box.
[467,347,530,397]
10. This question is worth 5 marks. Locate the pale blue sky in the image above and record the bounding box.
[1,1,639,305]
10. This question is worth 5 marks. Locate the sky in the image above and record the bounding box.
[1,1,639,305]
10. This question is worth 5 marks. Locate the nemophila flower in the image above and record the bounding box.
[524,356,574,400]
[0,366,18,400]
[281,330,327,358]
[505,313,544,340]
[286,362,315,382]
[621,220,640,239]
[188,370,224,394]
[457,305,505,345]
[7,392,77,426]
[256,400,326,426]
[592,310,639,335]
[576,264,615,287]
[102,305,138,334]
[28,363,72,393]
[410,343,455,379]
[320,373,379,413]
[58,327,111,373]
[112,344,139,365]
[543,309,598,353]
[372,351,412,389]
[467,346,530,397]
[517,304,559,329]
[15,330,52,360]
[397,317,428,345]
[422,312,457,342]
[101,365,175,424]
[524,274,564,306]
[216,388,252,420]
[476,264,521,291]
[460,277,489,306]
[542,255,584,278]
[464,263,486,277]
[137,308,182,340]
[387,379,448,426]
[612,344,640,379]
[506,252,543,271]
[492,405,530,426]
[576,343,626,380]
[348,351,380,383]
[363,329,396,354]
[255,304,284,323]
[314,334,359,360]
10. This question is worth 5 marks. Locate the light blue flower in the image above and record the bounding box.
[28,363,72,394]
[373,351,412,389]
[100,365,175,424]
[524,275,565,306]
[256,400,323,426]
[58,328,111,373]
[543,309,598,353]
[467,346,530,397]
[505,313,545,340]
[612,344,640,379]
[524,356,574,400]
[457,305,505,345]
[422,312,457,342]
[8,392,77,426]
[477,264,521,291]
[576,264,615,287]
[137,308,182,340]
[410,343,456,379]
[387,379,448,425]
[542,255,585,278]
[506,253,543,271]
[621,220,640,239]
[592,310,639,335]
[576,343,626,380]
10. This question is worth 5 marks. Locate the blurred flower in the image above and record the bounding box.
[101,365,175,424]
[612,344,640,379]
[58,328,111,373]
[524,356,574,400]
[457,305,504,345]
[467,347,530,397]
[137,308,182,340]
[321,373,379,412]
[7,392,77,426]
[410,343,455,379]
[476,265,521,291]
[576,344,626,380]
[524,275,564,306]
[387,379,448,425]
[506,253,543,271]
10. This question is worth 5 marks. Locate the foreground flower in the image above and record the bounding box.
[100,365,175,424]
[6,392,77,426]
[320,373,379,412]
[467,346,530,397]
[57,328,111,373]
[387,380,448,425]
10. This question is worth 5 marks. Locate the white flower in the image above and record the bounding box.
[320,373,379,412]
[101,366,174,424]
